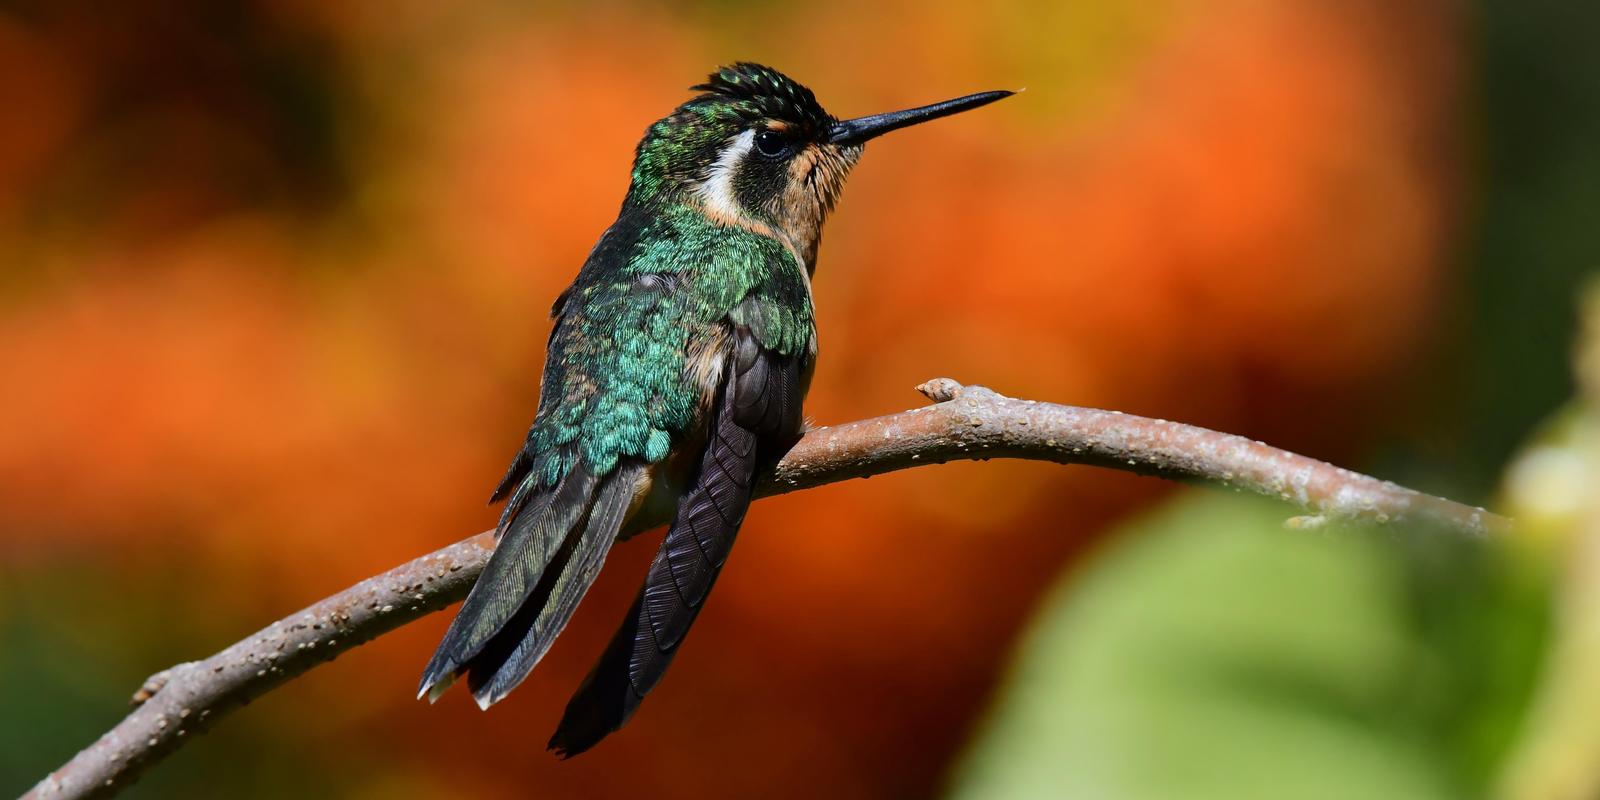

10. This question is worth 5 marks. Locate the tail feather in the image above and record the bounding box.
[468,462,645,706]
[418,461,602,701]
[548,342,801,757]
[546,403,760,757]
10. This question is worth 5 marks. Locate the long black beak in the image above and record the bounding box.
[827,90,1014,146]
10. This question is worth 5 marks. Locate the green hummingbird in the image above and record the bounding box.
[418,62,1011,756]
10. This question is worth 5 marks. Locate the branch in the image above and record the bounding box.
[24,379,1507,799]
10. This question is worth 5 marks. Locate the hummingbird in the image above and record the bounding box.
[418,62,1011,757]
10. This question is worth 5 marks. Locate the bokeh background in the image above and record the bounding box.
[3,0,1598,797]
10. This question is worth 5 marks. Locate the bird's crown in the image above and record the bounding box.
[687,63,834,132]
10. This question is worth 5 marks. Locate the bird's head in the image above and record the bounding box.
[627,63,1011,269]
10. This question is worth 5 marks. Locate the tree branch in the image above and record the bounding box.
[24,379,1507,799]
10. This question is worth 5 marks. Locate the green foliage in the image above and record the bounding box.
[0,561,387,799]
[950,492,1549,800]
[1451,0,1600,492]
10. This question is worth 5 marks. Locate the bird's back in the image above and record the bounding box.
[509,204,814,496]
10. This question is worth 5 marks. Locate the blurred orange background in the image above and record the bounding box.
[3,0,1593,797]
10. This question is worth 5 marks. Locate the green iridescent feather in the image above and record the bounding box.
[523,204,813,484]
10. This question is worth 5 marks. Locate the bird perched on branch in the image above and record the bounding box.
[418,62,1011,756]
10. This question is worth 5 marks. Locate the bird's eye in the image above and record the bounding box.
[753,129,790,159]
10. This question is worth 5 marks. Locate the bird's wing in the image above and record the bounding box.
[548,324,806,757]
[418,213,689,707]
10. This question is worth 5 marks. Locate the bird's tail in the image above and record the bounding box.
[418,459,645,709]
[547,343,802,756]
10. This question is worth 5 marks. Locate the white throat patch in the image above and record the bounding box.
[698,129,754,221]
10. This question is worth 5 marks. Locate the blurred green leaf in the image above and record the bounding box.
[950,492,1548,800]
[0,558,387,799]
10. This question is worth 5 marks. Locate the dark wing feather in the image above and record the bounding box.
[548,330,803,757]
